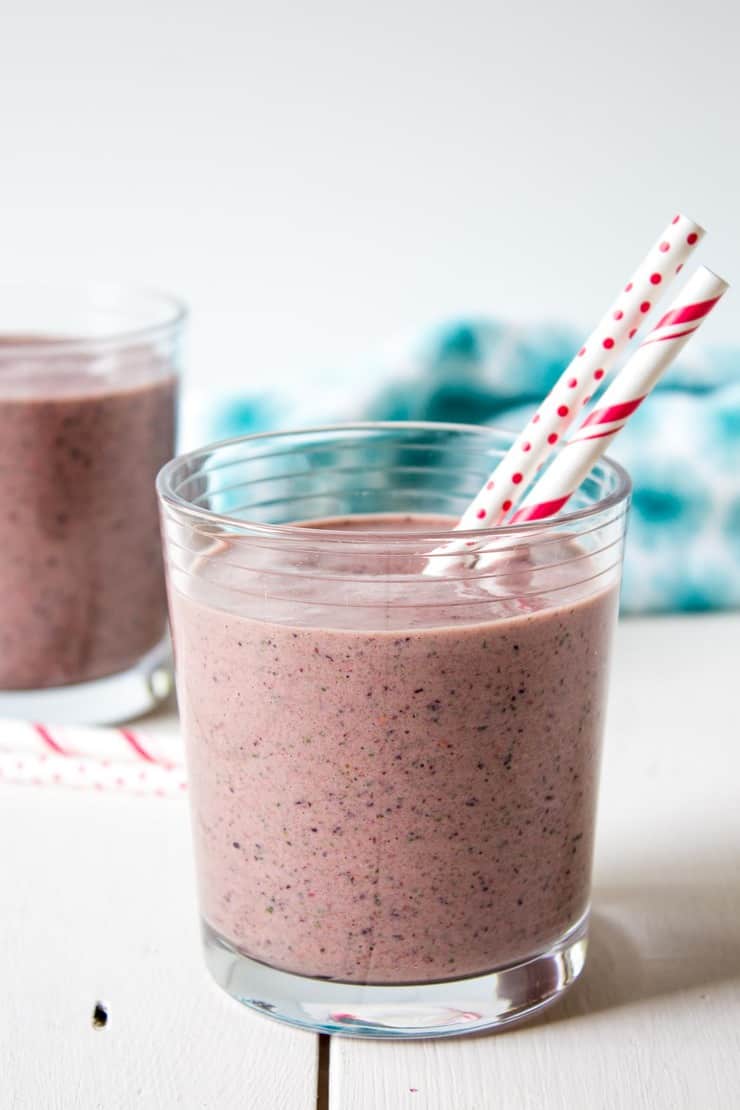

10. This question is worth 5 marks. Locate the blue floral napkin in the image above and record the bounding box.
[182,320,740,613]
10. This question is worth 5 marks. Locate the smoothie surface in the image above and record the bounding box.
[0,337,176,689]
[171,512,618,984]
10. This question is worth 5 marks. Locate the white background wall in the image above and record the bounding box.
[2,0,739,385]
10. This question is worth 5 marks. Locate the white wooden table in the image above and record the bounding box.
[2,613,739,1109]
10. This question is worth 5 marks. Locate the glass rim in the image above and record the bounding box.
[157,421,632,542]
[0,280,187,354]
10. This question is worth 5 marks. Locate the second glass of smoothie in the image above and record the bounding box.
[0,284,184,723]
[158,422,630,1038]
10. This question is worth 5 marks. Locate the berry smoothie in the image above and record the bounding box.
[0,340,176,690]
[170,514,618,985]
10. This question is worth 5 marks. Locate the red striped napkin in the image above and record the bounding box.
[0,719,186,798]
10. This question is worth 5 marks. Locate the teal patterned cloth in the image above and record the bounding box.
[184,320,740,613]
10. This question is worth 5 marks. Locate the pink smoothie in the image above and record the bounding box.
[0,340,176,689]
[170,514,618,985]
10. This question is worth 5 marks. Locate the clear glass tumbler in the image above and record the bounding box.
[0,283,185,724]
[158,422,630,1038]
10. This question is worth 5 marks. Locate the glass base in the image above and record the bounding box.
[0,638,174,726]
[202,910,589,1039]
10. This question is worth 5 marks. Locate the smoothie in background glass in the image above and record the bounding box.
[158,423,630,1037]
[0,285,184,723]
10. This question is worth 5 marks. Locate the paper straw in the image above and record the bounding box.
[425,212,705,574]
[0,718,187,798]
[507,265,728,524]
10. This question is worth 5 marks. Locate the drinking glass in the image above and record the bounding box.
[0,283,184,723]
[158,422,630,1038]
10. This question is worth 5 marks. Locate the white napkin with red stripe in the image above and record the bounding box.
[0,720,187,798]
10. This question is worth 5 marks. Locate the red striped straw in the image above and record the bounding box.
[508,265,728,524]
[425,213,704,575]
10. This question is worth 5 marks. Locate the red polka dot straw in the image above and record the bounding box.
[426,213,705,573]
[510,266,728,525]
